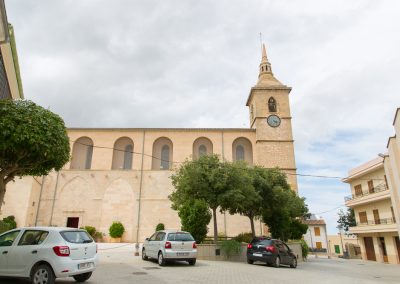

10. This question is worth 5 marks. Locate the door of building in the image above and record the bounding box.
[364,237,376,261]
[66,217,79,228]
[394,236,400,263]
[373,210,380,225]
[379,237,388,263]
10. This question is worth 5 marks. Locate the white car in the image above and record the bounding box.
[0,227,98,284]
[142,230,197,266]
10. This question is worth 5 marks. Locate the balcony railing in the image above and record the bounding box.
[344,183,388,202]
[353,217,396,226]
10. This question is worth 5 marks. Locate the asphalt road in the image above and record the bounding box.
[2,244,400,284]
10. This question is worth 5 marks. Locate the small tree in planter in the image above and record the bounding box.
[156,223,165,231]
[109,222,125,242]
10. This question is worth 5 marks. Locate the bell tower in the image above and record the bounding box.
[246,44,298,191]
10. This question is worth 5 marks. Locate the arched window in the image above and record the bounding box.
[70,137,94,170]
[268,97,277,112]
[112,137,134,170]
[236,145,245,161]
[199,145,207,157]
[152,137,173,170]
[192,137,213,160]
[232,137,253,165]
[161,145,170,170]
[123,144,133,169]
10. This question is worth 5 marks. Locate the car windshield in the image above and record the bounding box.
[60,230,93,244]
[167,233,194,242]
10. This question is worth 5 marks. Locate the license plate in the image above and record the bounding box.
[253,253,263,257]
[177,252,189,256]
[78,262,93,270]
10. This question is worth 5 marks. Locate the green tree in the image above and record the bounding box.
[0,100,70,209]
[288,219,308,240]
[220,163,263,237]
[258,168,309,241]
[170,154,231,244]
[178,199,212,243]
[337,208,356,235]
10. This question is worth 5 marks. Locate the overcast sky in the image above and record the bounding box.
[6,0,400,234]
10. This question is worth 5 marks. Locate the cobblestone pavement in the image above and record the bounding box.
[2,243,400,284]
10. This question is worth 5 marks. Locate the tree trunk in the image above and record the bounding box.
[249,215,255,237]
[0,178,6,212]
[212,207,218,244]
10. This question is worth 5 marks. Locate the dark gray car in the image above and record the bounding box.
[246,237,297,268]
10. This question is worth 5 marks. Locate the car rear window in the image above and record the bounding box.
[251,238,272,246]
[60,231,93,244]
[167,233,194,242]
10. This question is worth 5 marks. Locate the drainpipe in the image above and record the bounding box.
[34,176,46,226]
[221,130,227,236]
[49,171,60,226]
[135,130,146,253]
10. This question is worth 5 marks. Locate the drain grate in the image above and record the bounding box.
[142,267,161,270]
[132,272,147,275]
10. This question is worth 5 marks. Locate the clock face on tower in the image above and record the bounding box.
[267,115,281,127]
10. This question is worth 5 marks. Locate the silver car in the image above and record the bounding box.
[142,230,197,266]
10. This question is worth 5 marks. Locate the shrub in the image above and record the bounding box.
[301,239,309,260]
[2,216,16,229]
[94,231,104,242]
[156,223,165,231]
[220,240,242,258]
[233,232,253,244]
[0,216,17,233]
[80,226,96,238]
[178,199,211,243]
[109,222,125,238]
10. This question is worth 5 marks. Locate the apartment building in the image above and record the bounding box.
[343,157,399,264]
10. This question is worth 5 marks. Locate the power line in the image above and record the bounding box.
[70,140,384,181]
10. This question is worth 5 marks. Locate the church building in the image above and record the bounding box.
[1,44,298,242]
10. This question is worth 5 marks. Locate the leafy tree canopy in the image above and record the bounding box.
[337,208,356,235]
[170,154,232,243]
[0,100,70,208]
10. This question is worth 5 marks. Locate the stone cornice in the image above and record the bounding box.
[256,140,294,143]
[246,85,292,106]
[68,127,257,132]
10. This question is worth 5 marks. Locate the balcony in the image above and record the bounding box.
[344,184,390,207]
[349,218,397,234]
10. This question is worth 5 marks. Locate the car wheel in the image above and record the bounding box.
[290,257,297,268]
[158,252,166,266]
[31,264,55,284]
[188,259,196,265]
[273,256,280,268]
[247,259,254,264]
[142,248,148,261]
[73,272,92,282]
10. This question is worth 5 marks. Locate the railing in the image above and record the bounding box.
[353,217,396,226]
[344,184,388,202]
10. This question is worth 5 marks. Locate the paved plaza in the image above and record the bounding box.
[2,243,400,284]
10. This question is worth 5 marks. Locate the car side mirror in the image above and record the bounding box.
[145,238,149,241]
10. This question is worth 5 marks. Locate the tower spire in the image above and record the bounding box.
[256,42,282,86]
[262,43,268,63]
